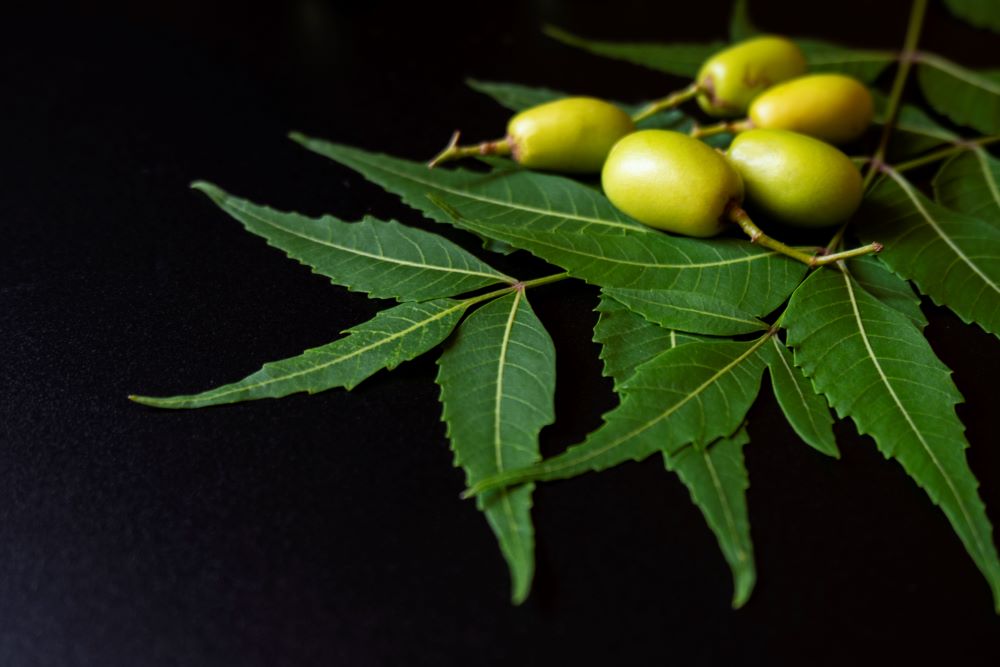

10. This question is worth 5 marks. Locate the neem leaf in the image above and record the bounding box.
[766,336,838,458]
[665,427,755,608]
[437,290,555,604]
[542,25,722,79]
[466,79,565,113]
[933,148,1000,219]
[603,287,769,336]
[192,182,512,302]
[594,292,702,391]
[943,0,1000,33]
[917,54,1000,135]
[728,0,760,42]
[847,255,927,328]
[784,268,1000,610]
[291,136,806,318]
[857,171,1000,338]
[466,335,772,493]
[130,299,469,408]
[871,91,960,159]
[793,39,896,83]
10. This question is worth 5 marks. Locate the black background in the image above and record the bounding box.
[3,0,1000,664]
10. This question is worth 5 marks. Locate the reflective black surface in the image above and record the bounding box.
[3,1,999,664]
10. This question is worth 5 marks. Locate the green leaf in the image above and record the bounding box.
[784,268,1000,610]
[871,91,960,159]
[291,136,806,317]
[847,255,927,328]
[594,292,701,391]
[917,54,1000,135]
[793,39,896,83]
[933,148,1000,219]
[593,293,755,607]
[603,288,769,336]
[466,335,772,493]
[766,336,838,458]
[665,427,755,608]
[130,299,469,408]
[728,0,760,42]
[943,0,1000,32]
[857,171,1000,337]
[542,25,722,79]
[191,182,512,302]
[437,290,555,604]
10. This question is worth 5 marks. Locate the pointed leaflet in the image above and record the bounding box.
[917,55,1000,135]
[291,135,806,317]
[728,0,759,42]
[603,288,768,336]
[191,182,512,302]
[766,336,838,458]
[857,170,1000,337]
[543,25,893,84]
[784,268,1000,610]
[933,149,1000,219]
[594,292,701,391]
[666,428,755,608]
[131,299,469,408]
[943,0,1000,32]
[871,91,960,159]
[437,291,555,604]
[847,255,927,328]
[594,293,755,608]
[466,334,772,494]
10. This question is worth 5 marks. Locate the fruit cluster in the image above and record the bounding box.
[429,35,878,266]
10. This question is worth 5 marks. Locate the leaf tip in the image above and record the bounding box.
[190,180,225,204]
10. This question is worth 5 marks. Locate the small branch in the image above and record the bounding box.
[861,0,928,191]
[520,271,571,290]
[632,82,700,123]
[690,118,753,139]
[428,131,512,168]
[727,203,882,267]
[891,135,1000,174]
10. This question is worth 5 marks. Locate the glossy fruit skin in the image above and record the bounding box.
[601,130,744,237]
[506,97,636,173]
[727,129,862,228]
[748,74,874,144]
[696,36,807,118]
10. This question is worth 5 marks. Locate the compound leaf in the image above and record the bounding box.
[766,336,838,458]
[291,136,806,317]
[437,290,555,604]
[131,299,469,408]
[933,148,1000,219]
[917,55,1000,135]
[603,287,769,336]
[192,182,512,302]
[785,268,1000,610]
[857,170,1000,338]
[466,335,772,494]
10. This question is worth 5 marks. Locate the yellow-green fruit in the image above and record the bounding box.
[727,129,862,228]
[506,97,635,173]
[748,74,874,144]
[696,36,807,118]
[601,130,744,237]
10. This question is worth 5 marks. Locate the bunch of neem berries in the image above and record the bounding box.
[429,36,878,267]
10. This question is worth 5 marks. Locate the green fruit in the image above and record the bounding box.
[696,36,807,118]
[727,129,863,228]
[507,97,636,172]
[601,130,744,237]
[748,74,874,144]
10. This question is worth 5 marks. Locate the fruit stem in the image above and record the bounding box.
[861,0,928,192]
[727,203,882,268]
[890,135,1000,174]
[690,118,753,139]
[427,131,512,168]
[632,82,700,123]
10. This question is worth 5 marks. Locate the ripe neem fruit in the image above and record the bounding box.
[748,74,874,144]
[601,130,744,237]
[727,129,863,227]
[696,36,807,117]
[428,97,635,173]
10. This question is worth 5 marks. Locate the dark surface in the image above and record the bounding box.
[3,0,1000,664]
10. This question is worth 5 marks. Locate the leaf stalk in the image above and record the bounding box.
[632,82,700,123]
